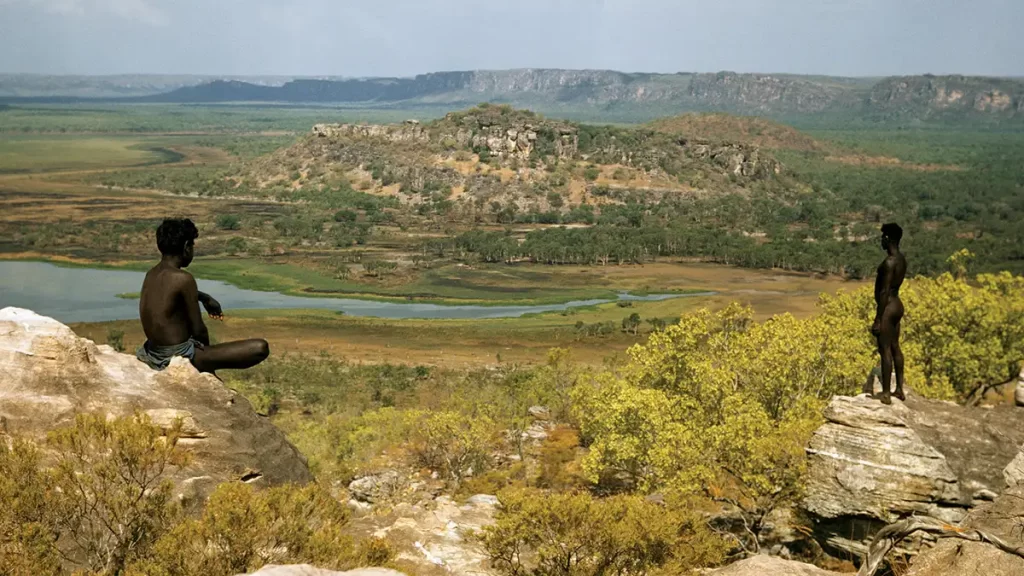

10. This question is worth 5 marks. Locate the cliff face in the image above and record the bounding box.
[129,70,1024,122]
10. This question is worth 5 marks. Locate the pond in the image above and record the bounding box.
[0,261,704,323]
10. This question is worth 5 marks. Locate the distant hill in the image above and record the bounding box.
[241,104,784,219]
[3,70,1023,125]
[647,113,824,150]
[0,74,301,98]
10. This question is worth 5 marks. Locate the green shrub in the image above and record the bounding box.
[216,214,242,230]
[106,328,126,352]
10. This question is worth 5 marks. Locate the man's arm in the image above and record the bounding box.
[198,291,223,319]
[181,276,211,346]
[872,260,894,333]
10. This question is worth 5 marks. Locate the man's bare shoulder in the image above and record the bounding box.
[144,265,195,287]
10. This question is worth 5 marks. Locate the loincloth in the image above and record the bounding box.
[136,338,199,371]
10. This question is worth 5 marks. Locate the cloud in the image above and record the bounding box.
[1,0,167,26]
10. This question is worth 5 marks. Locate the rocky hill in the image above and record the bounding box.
[243,104,782,217]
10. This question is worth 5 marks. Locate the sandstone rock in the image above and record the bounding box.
[527,405,551,420]
[802,393,1024,557]
[0,307,312,500]
[905,484,1024,575]
[350,494,499,576]
[1004,444,1024,488]
[240,566,406,576]
[703,555,845,575]
[804,395,961,522]
[348,470,404,504]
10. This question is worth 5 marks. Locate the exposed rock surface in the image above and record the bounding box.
[703,555,846,575]
[0,307,312,501]
[905,484,1024,575]
[802,394,1024,557]
[349,494,499,576]
[1005,444,1024,488]
[240,567,406,576]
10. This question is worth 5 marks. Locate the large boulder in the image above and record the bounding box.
[703,555,846,575]
[802,394,1024,557]
[0,307,312,500]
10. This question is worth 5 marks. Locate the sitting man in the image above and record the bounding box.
[136,218,269,374]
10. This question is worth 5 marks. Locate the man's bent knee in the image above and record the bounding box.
[253,339,270,362]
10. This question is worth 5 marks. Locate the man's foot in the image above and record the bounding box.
[893,389,906,402]
[877,392,892,405]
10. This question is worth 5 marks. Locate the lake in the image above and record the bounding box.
[0,261,702,323]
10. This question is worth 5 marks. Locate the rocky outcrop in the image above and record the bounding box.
[905,483,1024,575]
[240,567,406,576]
[802,394,1024,557]
[312,123,430,143]
[349,494,499,576]
[0,307,312,501]
[703,555,846,575]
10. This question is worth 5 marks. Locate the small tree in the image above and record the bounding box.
[49,413,189,574]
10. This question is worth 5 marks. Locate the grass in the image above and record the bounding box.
[115,292,140,299]
[0,136,178,173]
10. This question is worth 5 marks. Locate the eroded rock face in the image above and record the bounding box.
[704,555,844,575]
[0,307,312,501]
[802,394,1024,557]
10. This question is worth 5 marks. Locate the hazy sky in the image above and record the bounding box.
[0,0,1020,77]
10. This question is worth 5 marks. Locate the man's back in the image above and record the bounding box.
[140,264,193,347]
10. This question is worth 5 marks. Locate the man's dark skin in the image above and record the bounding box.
[871,223,907,405]
[140,234,269,374]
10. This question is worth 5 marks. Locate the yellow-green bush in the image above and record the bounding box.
[125,483,390,576]
[411,410,498,486]
[481,488,727,576]
[0,414,387,576]
[572,302,872,548]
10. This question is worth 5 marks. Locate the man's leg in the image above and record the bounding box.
[892,322,906,401]
[876,330,894,405]
[191,339,270,374]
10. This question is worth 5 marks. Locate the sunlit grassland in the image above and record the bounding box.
[0,135,181,173]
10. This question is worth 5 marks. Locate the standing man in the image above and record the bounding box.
[871,223,907,405]
[136,218,270,375]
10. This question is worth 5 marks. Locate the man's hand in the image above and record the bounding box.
[202,296,224,320]
[870,320,881,336]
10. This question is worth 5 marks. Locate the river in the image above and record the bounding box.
[0,261,702,323]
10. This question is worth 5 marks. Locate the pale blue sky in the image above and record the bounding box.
[0,0,1019,77]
